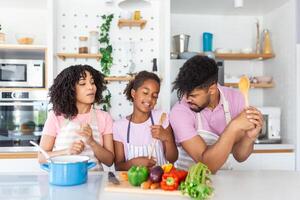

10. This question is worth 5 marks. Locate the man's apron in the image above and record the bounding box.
[176,89,233,170]
[53,108,103,171]
[125,112,167,166]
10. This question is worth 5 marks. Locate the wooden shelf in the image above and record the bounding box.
[104,76,134,82]
[215,53,275,60]
[118,19,147,29]
[0,44,47,51]
[57,53,102,61]
[225,82,274,88]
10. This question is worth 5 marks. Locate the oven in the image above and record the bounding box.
[0,59,44,88]
[0,91,48,147]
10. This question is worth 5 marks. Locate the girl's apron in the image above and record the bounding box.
[125,112,167,166]
[53,108,103,171]
[176,89,233,170]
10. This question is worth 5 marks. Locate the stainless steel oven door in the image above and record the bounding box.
[0,101,47,147]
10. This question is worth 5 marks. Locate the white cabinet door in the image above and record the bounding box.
[0,159,43,172]
[228,153,295,170]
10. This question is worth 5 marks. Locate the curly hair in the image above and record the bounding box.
[49,64,106,119]
[124,71,160,102]
[172,55,218,99]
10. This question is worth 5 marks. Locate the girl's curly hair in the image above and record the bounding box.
[49,65,106,119]
[124,71,160,102]
[172,55,218,99]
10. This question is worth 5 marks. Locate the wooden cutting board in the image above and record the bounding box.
[104,173,182,196]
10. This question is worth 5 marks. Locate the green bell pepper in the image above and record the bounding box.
[128,166,149,186]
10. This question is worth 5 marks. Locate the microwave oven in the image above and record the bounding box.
[0,59,44,88]
[255,107,281,144]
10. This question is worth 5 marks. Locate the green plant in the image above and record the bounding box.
[99,14,114,75]
[100,89,112,112]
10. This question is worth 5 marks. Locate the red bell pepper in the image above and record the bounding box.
[160,173,179,191]
[170,168,188,182]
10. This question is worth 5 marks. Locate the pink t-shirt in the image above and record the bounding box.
[113,109,169,146]
[42,109,113,143]
[170,85,245,143]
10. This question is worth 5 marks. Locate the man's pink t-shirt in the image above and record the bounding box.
[170,85,245,143]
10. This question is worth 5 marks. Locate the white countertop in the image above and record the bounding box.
[0,170,300,200]
[0,144,295,153]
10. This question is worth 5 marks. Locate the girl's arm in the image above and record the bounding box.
[161,125,178,163]
[88,134,115,166]
[114,141,156,171]
[38,135,68,163]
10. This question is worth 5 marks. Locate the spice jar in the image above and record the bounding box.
[89,31,99,54]
[78,36,88,54]
[262,29,272,54]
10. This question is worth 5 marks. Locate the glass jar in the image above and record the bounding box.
[78,36,88,54]
[89,31,99,54]
[262,29,272,54]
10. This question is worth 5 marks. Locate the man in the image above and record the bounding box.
[170,55,263,173]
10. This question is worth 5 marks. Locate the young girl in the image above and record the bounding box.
[113,71,178,170]
[38,65,114,170]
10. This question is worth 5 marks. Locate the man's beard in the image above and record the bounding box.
[189,96,210,113]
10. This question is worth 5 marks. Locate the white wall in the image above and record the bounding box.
[170,14,265,106]
[0,8,47,45]
[263,0,296,145]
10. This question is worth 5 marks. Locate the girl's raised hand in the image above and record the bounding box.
[78,123,94,145]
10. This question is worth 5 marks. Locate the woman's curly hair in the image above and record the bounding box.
[49,64,106,119]
[124,70,160,102]
[172,55,218,99]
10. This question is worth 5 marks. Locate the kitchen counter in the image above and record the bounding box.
[0,144,295,159]
[0,170,299,200]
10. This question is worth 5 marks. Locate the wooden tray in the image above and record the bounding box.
[104,173,182,196]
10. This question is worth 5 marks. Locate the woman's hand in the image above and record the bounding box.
[150,125,171,142]
[68,140,85,155]
[77,123,94,145]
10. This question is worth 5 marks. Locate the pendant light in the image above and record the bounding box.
[234,0,243,8]
[118,0,151,10]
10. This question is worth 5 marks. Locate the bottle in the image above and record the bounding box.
[78,36,88,54]
[262,29,272,54]
[89,31,99,54]
[152,58,158,74]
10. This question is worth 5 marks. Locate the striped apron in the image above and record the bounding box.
[176,89,232,170]
[125,112,167,166]
[53,108,103,171]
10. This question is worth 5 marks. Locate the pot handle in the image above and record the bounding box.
[87,162,96,170]
[40,163,50,172]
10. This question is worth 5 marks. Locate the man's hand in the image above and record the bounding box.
[245,107,263,141]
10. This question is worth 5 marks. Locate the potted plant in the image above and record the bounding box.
[0,24,5,44]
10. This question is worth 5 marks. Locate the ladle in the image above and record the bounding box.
[30,141,52,162]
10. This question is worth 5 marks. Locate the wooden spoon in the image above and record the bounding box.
[148,112,167,159]
[238,75,250,107]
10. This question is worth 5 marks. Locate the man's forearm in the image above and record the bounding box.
[232,135,254,162]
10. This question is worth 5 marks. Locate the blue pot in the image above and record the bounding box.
[41,155,96,186]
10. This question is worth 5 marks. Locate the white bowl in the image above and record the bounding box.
[255,76,273,83]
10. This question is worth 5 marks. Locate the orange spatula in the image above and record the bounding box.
[148,112,167,159]
[238,75,250,107]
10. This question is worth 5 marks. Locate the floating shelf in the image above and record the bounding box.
[104,76,134,82]
[215,53,275,60]
[118,19,147,29]
[57,53,102,61]
[0,44,47,50]
[225,82,274,88]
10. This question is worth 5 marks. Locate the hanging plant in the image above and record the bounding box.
[99,14,114,75]
[99,14,114,111]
